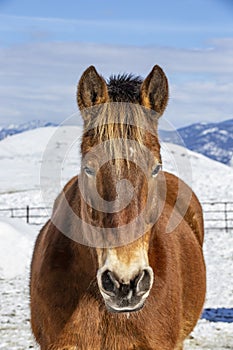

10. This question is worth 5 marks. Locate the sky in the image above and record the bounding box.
[0,0,233,127]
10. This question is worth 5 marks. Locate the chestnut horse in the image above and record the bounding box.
[30,65,206,350]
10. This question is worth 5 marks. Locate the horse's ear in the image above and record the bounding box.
[140,65,169,116]
[77,66,109,111]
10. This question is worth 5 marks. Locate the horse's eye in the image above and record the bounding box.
[151,164,162,178]
[83,166,95,177]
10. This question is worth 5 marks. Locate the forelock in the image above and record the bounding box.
[107,74,143,103]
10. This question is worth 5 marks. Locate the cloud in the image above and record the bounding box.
[0,39,233,127]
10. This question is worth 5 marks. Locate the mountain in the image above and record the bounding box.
[0,120,58,141]
[159,119,233,166]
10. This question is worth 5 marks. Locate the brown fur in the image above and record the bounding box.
[30,66,206,350]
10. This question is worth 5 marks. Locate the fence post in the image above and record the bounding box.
[224,202,228,232]
[26,205,30,224]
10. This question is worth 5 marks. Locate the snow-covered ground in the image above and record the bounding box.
[0,218,38,349]
[0,219,36,279]
[0,127,232,349]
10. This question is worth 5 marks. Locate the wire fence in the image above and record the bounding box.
[202,202,233,232]
[0,206,51,226]
[0,202,233,231]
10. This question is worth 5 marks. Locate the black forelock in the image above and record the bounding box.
[107,73,143,103]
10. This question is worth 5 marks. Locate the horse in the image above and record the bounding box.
[30,65,206,350]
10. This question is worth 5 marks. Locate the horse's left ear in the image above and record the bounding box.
[140,65,169,116]
[77,66,109,111]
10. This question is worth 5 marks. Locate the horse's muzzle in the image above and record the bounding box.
[97,267,154,313]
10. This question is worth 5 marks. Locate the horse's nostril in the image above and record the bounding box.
[101,270,118,295]
[135,268,153,296]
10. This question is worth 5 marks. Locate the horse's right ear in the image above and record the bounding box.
[77,66,109,111]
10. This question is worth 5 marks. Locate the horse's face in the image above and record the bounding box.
[77,65,168,313]
[82,157,161,312]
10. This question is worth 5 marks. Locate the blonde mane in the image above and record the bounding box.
[81,102,159,170]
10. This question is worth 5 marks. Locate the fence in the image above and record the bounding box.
[0,206,51,225]
[0,202,233,231]
[202,202,233,232]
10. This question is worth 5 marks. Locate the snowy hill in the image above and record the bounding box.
[0,120,58,141]
[0,125,232,203]
[159,118,233,166]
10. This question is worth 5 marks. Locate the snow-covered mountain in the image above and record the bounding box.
[160,118,233,166]
[0,120,58,141]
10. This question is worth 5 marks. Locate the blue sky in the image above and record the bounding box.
[0,0,233,127]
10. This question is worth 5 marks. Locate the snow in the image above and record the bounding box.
[0,126,232,349]
[0,219,38,349]
[0,127,58,193]
[201,127,218,135]
[219,130,228,135]
[204,227,233,308]
[0,275,37,350]
[161,142,233,202]
[184,320,233,349]
[0,218,36,279]
[0,126,82,195]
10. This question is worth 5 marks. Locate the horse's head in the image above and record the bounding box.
[77,65,168,313]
